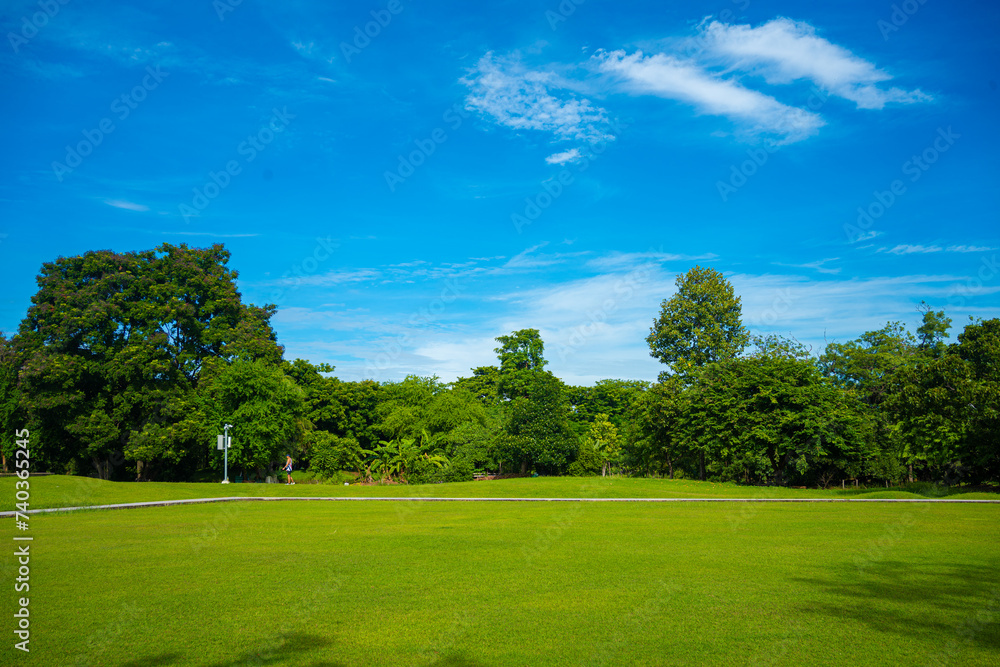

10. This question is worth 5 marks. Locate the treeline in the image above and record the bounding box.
[0,245,996,486]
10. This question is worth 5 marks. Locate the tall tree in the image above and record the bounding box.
[916,301,951,356]
[15,243,282,479]
[646,266,749,381]
[491,329,576,474]
[494,328,548,400]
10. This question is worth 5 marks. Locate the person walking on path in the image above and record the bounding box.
[284,454,295,485]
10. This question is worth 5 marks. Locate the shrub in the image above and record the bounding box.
[567,441,601,477]
[309,431,363,479]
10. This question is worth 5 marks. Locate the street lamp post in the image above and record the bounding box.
[221,423,233,484]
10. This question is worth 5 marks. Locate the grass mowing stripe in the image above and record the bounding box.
[3,495,999,519]
[4,475,998,511]
[6,500,998,666]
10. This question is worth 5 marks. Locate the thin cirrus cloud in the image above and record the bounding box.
[701,18,932,110]
[881,244,943,255]
[461,52,613,143]
[104,199,149,212]
[595,49,825,144]
[878,244,996,255]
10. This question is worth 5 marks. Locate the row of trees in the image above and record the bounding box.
[1,245,997,486]
[630,268,998,486]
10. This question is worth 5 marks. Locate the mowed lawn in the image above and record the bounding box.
[4,497,999,666]
[6,474,1000,510]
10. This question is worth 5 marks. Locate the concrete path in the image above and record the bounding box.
[3,495,999,517]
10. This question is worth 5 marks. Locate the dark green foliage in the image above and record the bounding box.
[409,454,474,484]
[891,318,1000,483]
[494,329,548,400]
[452,366,502,406]
[14,244,283,479]
[0,334,26,472]
[202,359,307,477]
[567,440,601,476]
[308,431,363,479]
[8,245,997,487]
[627,376,688,478]
[496,371,577,475]
[688,345,870,485]
[566,378,648,436]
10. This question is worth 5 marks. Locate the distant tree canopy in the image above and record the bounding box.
[3,249,997,487]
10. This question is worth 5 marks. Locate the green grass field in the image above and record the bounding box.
[3,478,999,665]
[5,474,999,511]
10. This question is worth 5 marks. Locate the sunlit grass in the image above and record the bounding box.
[5,474,997,511]
[5,500,998,666]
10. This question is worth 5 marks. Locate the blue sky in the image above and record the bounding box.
[1,0,997,385]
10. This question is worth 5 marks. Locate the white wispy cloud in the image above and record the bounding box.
[104,199,149,212]
[946,245,996,253]
[851,230,883,243]
[774,257,841,274]
[161,231,259,238]
[278,268,382,287]
[545,148,582,165]
[879,244,996,255]
[595,49,824,143]
[879,244,943,255]
[462,52,613,142]
[702,18,931,110]
[585,250,717,271]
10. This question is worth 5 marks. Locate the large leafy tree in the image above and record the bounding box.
[496,370,577,475]
[202,359,307,478]
[628,376,689,478]
[891,318,1000,483]
[819,322,917,480]
[14,243,282,479]
[646,266,749,381]
[494,328,548,399]
[916,302,952,356]
[689,339,870,485]
[490,330,576,474]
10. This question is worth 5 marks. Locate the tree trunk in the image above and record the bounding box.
[668,459,673,479]
[93,456,110,480]
[520,460,527,475]
[908,464,913,483]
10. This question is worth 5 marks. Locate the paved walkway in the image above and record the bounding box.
[3,495,999,517]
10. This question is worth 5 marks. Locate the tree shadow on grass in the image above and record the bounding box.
[120,653,183,667]
[426,652,488,667]
[202,631,345,667]
[790,560,1000,652]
